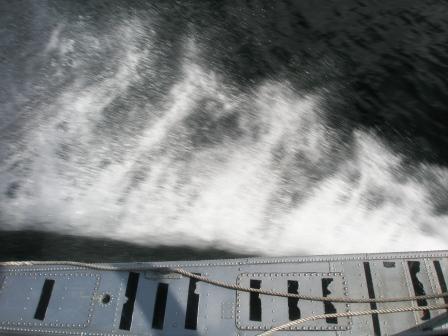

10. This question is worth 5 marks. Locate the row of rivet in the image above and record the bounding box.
[0,326,83,335]
[4,272,96,277]
[0,325,147,336]
[112,278,125,328]
[1,253,446,271]
[159,253,440,269]
[239,272,343,277]
[0,321,85,328]
[85,275,102,326]
[1,267,97,272]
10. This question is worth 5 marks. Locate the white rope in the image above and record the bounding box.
[172,268,448,303]
[0,261,448,303]
[3,261,448,335]
[257,304,448,336]
[2,260,448,304]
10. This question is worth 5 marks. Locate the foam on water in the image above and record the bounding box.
[1,20,447,256]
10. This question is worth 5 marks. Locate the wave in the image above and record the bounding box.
[1,18,447,256]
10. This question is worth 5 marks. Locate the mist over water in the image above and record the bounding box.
[1,1,448,258]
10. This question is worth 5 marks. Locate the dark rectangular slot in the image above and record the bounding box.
[383,261,396,268]
[287,280,301,320]
[34,279,55,320]
[434,260,448,308]
[363,262,381,336]
[249,279,262,322]
[185,275,200,330]
[119,272,140,330]
[321,278,337,324]
[152,283,169,329]
[407,261,430,321]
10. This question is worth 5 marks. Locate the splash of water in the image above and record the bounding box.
[1,19,447,256]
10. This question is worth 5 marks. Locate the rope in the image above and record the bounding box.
[173,268,448,303]
[257,304,448,336]
[2,260,448,303]
[3,261,448,335]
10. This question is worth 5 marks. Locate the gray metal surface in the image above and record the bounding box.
[0,250,448,335]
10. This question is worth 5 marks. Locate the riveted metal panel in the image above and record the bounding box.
[367,260,416,335]
[236,272,351,332]
[1,250,448,336]
[87,271,127,332]
[0,271,99,330]
[328,260,372,335]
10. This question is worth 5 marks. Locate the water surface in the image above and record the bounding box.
[1,0,448,261]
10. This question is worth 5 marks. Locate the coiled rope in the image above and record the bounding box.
[3,260,448,335]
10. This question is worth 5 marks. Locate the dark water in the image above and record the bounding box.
[0,230,249,262]
[1,0,447,261]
